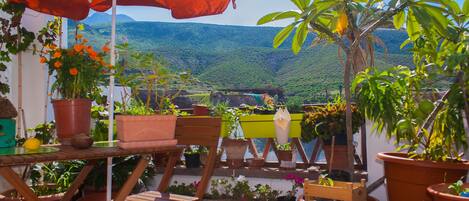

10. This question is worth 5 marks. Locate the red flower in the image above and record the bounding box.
[69,68,78,76]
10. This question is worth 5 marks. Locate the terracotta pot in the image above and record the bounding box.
[223,139,247,169]
[247,158,265,169]
[323,145,351,171]
[52,99,92,145]
[192,105,210,116]
[367,196,379,201]
[78,188,117,201]
[116,115,177,142]
[427,183,469,201]
[377,152,469,201]
[277,150,293,161]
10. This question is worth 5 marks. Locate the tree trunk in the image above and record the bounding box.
[344,53,355,179]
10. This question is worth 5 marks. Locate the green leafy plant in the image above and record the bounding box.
[184,146,207,155]
[301,97,362,143]
[277,142,293,151]
[28,121,55,144]
[166,181,198,196]
[29,160,85,196]
[0,2,35,96]
[352,0,468,161]
[318,174,334,187]
[254,184,281,201]
[449,179,469,196]
[212,102,248,139]
[115,43,193,115]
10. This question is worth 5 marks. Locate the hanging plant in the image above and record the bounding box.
[0,1,35,96]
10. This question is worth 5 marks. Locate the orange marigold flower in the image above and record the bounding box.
[69,68,78,76]
[102,45,110,53]
[39,57,47,64]
[73,44,84,52]
[53,61,62,69]
[76,34,83,40]
[82,39,89,43]
[52,51,62,59]
[46,44,57,50]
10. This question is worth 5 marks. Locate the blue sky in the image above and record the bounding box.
[112,0,297,27]
[112,0,465,27]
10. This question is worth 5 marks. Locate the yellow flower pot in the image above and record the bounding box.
[239,114,303,138]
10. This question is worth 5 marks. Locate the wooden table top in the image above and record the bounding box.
[0,144,182,167]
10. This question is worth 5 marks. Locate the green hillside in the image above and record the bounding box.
[69,19,412,103]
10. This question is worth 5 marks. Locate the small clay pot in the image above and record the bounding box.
[71,133,93,149]
[247,158,265,169]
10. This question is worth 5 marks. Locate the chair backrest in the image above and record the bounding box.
[175,117,221,148]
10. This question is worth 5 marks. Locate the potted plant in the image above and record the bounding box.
[353,5,469,198]
[301,97,363,170]
[40,25,110,145]
[427,180,469,201]
[276,142,296,169]
[184,146,203,168]
[114,44,193,149]
[213,103,248,169]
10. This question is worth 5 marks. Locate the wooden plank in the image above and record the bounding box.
[158,151,181,192]
[292,138,309,165]
[262,139,273,159]
[0,167,39,201]
[360,123,367,170]
[196,146,217,199]
[247,138,259,158]
[114,155,151,201]
[126,191,198,201]
[62,160,96,201]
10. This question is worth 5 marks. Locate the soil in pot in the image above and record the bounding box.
[427,183,469,201]
[223,139,248,169]
[184,153,201,168]
[52,99,92,145]
[378,152,469,201]
[276,195,296,201]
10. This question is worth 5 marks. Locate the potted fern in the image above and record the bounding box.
[301,97,363,170]
[115,44,192,149]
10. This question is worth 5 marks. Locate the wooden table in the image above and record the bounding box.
[0,144,183,201]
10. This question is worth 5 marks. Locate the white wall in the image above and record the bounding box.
[0,9,55,192]
[366,120,398,201]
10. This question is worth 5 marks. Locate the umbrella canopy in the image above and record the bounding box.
[9,0,234,20]
[9,0,90,20]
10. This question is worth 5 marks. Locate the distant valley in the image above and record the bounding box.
[70,13,413,103]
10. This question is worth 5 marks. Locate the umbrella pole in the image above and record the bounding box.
[107,0,117,200]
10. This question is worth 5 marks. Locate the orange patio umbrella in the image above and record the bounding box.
[9,0,235,20]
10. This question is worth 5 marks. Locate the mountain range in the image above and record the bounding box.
[70,13,413,103]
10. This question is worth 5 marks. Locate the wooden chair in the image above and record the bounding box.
[126,117,221,201]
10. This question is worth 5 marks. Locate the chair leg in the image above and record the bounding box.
[157,150,181,192]
[196,146,217,199]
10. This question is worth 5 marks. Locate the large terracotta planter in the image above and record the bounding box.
[377,152,469,201]
[52,99,92,145]
[323,145,351,171]
[223,138,247,169]
[427,183,469,201]
[116,114,177,142]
